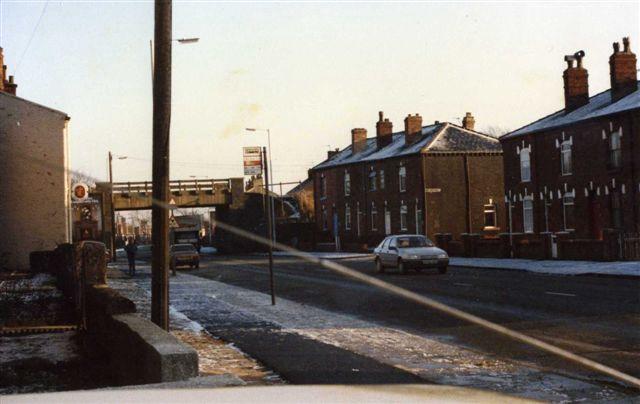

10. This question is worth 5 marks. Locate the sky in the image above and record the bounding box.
[1,1,638,192]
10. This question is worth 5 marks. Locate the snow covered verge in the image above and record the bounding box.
[450,257,639,277]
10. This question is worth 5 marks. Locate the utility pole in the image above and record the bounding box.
[108,151,116,261]
[151,0,172,330]
[263,147,275,305]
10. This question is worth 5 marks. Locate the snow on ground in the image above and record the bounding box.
[264,252,637,277]
[450,257,639,277]
[268,251,373,259]
[159,271,625,402]
[0,332,80,365]
[200,246,217,255]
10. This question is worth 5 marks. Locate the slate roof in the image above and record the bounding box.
[286,177,313,196]
[312,123,501,171]
[0,91,69,119]
[503,82,640,139]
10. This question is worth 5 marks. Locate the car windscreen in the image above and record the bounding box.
[396,236,434,248]
[171,245,195,252]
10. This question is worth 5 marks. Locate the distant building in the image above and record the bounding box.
[286,177,315,222]
[0,49,72,270]
[500,37,639,255]
[310,111,504,250]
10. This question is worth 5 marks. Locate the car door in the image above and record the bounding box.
[377,238,389,264]
[384,237,399,266]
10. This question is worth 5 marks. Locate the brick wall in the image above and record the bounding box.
[502,110,639,239]
[423,153,505,240]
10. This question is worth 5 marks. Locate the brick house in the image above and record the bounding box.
[500,38,639,260]
[310,111,504,251]
[0,49,72,270]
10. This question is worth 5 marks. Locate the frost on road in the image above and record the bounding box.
[118,263,630,402]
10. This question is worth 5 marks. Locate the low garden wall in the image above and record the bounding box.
[42,241,198,386]
[434,229,622,261]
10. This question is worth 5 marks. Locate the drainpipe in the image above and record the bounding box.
[463,154,471,233]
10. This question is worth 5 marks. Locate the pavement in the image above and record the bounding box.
[450,257,640,277]
[265,251,640,277]
[115,255,640,402]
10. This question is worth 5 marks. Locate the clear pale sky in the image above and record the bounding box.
[1,1,638,191]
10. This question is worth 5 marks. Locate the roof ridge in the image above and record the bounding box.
[423,122,450,151]
[502,83,640,139]
[0,91,69,118]
[446,122,500,142]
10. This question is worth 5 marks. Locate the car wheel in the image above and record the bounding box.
[438,266,448,274]
[398,259,407,274]
[375,258,385,274]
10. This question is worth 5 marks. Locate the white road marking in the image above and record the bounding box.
[454,282,473,287]
[545,291,577,297]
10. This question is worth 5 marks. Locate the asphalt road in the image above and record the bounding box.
[190,255,640,386]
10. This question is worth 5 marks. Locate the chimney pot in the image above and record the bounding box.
[351,128,368,154]
[563,50,589,111]
[404,113,423,145]
[610,36,637,101]
[462,112,475,130]
[376,111,393,149]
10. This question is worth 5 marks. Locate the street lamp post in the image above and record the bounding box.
[245,128,276,242]
[108,153,128,261]
[150,37,199,82]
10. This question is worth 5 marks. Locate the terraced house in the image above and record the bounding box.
[310,111,504,251]
[500,37,639,260]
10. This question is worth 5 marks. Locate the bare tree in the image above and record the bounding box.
[481,125,511,138]
[70,171,96,187]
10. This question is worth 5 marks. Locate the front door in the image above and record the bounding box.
[588,192,602,239]
[385,210,391,235]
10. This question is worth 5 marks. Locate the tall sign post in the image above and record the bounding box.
[151,0,172,330]
[108,151,116,261]
[262,147,276,305]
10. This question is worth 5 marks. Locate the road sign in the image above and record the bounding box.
[169,215,179,228]
[71,183,89,202]
[243,146,263,176]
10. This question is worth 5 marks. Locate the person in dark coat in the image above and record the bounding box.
[124,236,138,276]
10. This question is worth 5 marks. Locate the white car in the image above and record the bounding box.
[374,235,449,274]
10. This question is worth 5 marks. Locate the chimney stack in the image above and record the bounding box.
[462,112,475,130]
[0,47,17,95]
[563,50,589,112]
[404,113,422,145]
[327,147,340,160]
[610,37,638,101]
[376,111,393,149]
[351,128,368,154]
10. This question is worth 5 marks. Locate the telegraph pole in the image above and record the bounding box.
[151,0,172,330]
[263,147,275,305]
[108,151,116,261]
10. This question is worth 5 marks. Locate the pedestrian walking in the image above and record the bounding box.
[124,236,138,276]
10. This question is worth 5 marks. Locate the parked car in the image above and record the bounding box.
[137,244,153,260]
[170,243,200,271]
[373,235,449,274]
